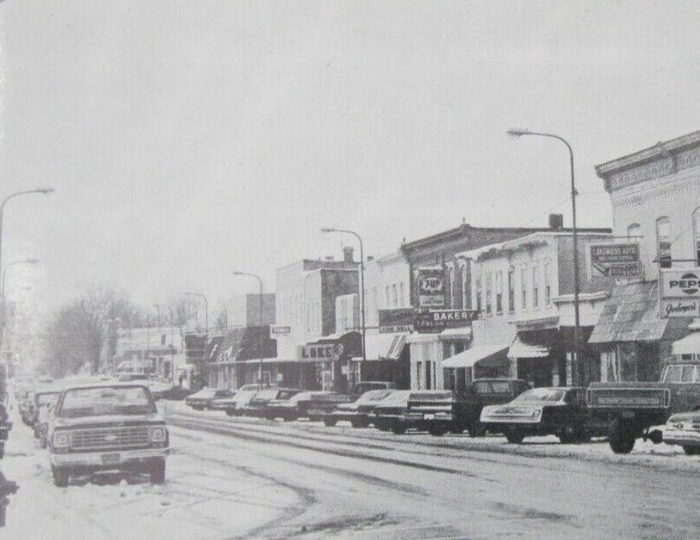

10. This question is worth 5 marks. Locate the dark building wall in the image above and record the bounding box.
[245,293,276,326]
[320,269,359,336]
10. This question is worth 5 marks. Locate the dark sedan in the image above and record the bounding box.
[322,389,395,427]
[369,390,412,433]
[185,388,235,410]
[480,387,594,444]
[264,391,351,421]
[242,388,303,417]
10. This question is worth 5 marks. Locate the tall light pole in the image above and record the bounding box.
[0,187,53,345]
[184,292,209,388]
[231,271,264,389]
[321,227,366,391]
[507,128,582,386]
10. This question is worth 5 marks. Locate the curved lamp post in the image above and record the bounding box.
[507,128,582,386]
[231,271,265,389]
[320,227,366,391]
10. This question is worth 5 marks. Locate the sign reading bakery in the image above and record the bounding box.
[416,267,445,307]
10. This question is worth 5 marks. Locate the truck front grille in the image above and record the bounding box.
[71,426,150,451]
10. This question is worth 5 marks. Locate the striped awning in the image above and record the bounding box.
[360,333,407,361]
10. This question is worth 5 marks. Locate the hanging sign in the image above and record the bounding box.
[589,243,641,279]
[416,267,445,307]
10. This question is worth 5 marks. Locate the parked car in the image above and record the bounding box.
[0,402,12,459]
[351,381,397,396]
[185,388,235,410]
[213,390,256,416]
[32,390,62,446]
[369,390,412,433]
[48,383,169,486]
[480,387,595,444]
[663,409,700,455]
[242,388,303,417]
[587,355,700,453]
[159,385,193,401]
[264,391,351,421]
[322,389,395,427]
[462,378,531,436]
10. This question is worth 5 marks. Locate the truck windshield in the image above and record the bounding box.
[57,386,156,418]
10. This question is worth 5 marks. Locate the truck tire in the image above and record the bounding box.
[149,458,166,484]
[468,423,486,437]
[323,418,337,427]
[682,446,700,455]
[505,430,524,444]
[608,419,636,454]
[391,424,406,435]
[52,467,70,487]
[351,419,369,428]
[428,425,447,437]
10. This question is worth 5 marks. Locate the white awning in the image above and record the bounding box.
[672,332,700,355]
[442,344,509,369]
[439,327,472,341]
[362,333,407,361]
[508,336,550,358]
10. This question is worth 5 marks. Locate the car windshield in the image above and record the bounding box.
[58,386,156,417]
[356,390,394,403]
[233,390,256,403]
[512,388,565,403]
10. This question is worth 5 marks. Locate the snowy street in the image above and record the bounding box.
[2,401,699,539]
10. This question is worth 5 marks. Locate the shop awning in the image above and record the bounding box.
[508,336,550,358]
[442,344,509,369]
[672,332,700,355]
[439,327,472,341]
[362,333,407,361]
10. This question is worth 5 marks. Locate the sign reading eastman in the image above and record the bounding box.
[589,243,641,278]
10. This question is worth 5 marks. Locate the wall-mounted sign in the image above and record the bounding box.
[589,243,641,279]
[661,299,700,318]
[416,267,445,307]
[414,309,479,333]
[660,269,700,298]
[270,325,291,336]
[378,308,414,333]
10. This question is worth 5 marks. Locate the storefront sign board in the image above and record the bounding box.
[589,243,641,279]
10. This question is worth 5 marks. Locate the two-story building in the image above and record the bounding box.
[590,130,700,381]
[441,229,613,391]
[113,326,185,384]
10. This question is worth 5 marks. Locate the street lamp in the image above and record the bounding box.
[507,128,582,386]
[321,227,366,391]
[231,271,264,389]
[0,187,54,291]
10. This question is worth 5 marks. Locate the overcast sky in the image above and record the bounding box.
[1,0,699,316]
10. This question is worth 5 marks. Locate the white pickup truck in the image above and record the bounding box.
[48,383,169,487]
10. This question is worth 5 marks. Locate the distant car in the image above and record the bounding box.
[480,387,595,444]
[48,383,169,486]
[664,410,700,455]
[185,388,235,410]
[264,391,351,421]
[32,390,62,446]
[369,390,412,433]
[322,389,395,427]
[243,388,303,417]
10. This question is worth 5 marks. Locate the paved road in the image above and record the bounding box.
[167,406,700,539]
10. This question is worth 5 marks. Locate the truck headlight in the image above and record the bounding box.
[53,431,71,448]
[149,426,167,443]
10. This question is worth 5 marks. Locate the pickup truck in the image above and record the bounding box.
[587,356,700,453]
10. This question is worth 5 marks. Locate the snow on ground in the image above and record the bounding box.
[0,404,300,540]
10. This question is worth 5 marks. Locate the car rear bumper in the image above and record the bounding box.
[50,447,169,469]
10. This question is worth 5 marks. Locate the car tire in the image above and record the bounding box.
[323,418,337,427]
[682,446,700,455]
[351,419,369,428]
[225,410,235,416]
[149,458,166,484]
[428,425,448,437]
[468,424,486,437]
[52,466,70,487]
[391,424,406,435]
[192,406,203,411]
[608,419,636,454]
[505,430,525,444]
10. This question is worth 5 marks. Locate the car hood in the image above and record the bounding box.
[52,412,164,427]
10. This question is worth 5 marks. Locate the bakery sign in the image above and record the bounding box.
[660,269,700,318]
[416,267,445,307]
[414,309,479,332]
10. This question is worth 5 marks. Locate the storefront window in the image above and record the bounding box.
[485,272,492,316]
[392,284,398,307]
[507,268,515,313]
[461,264,469,309]
[532,264,539,308]
[520,266,527,310]
[656,217,672,268]
[495,271,503,314]
[627,223,641,238]
[544,261,552,305]
[475,273,482,313]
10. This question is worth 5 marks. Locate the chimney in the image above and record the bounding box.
[343,246,354,263]
[549,213,564,230]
